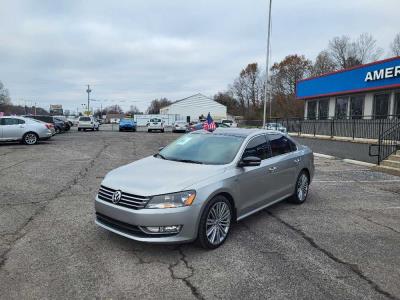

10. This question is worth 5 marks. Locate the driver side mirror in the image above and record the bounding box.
[238,156,261,167]
[158,146,164,152]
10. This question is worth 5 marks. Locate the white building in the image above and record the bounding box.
[160,93,227,122]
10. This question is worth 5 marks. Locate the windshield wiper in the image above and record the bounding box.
[174,159,204,164]
[154,153,166,160]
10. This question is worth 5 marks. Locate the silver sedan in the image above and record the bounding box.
[95,129,314,249]
[0,116,53,145]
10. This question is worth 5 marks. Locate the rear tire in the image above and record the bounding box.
[197,195,232,249]
[161,129,165,133]
[289,171,310,204]
[23,132,38,145]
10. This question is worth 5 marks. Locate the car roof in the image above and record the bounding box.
[194,128,284,138]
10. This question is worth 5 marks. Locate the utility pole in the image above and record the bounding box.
[34,102,37,115]
[263,0,272,127]
[86,84,92,114]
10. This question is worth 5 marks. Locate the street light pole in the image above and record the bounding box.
[263,0,272,127]
[86,84,92,114]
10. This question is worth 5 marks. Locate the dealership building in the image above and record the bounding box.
[296,56,400,119]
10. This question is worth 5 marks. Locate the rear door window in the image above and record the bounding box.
[242,135,269,160]
[268,134,293,157]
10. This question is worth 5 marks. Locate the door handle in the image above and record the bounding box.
[294,158,301,164]
[268,166,277,172]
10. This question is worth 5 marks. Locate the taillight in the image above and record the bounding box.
[45,123,53,129]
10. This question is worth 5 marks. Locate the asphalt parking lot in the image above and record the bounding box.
[0,128,400,299]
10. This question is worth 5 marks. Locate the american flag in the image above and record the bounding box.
[203,113,216,132]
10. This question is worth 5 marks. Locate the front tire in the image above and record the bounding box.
[289,171,310,204]
[197,195,232,249]
[23,132,38,145]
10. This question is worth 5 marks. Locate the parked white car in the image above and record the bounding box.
[0,116,53,145]
[78,116,99,131]
[264,123,287,133]
[172,120,188,133]
[221,119,238,128]
[147,118,165,132]
[67,116,79,126]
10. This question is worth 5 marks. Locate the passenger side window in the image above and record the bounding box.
[1,118,20,125]
[242,135,269,160]
[268,134,293,157]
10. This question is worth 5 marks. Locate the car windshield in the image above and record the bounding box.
[150,118,161,122]
[159,133,244,165]
[79,117,91,121]
[121,119,132,122]
[222,120,233,124]
[267,123,282,127]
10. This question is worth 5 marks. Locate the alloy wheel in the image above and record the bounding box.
[206,202,231,245]
[25,133,37,145]
[297,173,309,201]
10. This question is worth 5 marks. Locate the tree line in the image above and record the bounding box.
[214,32,400,119]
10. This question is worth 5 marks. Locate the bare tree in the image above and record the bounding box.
[127,105,141,115]
[353,33,383,63]
[312,50,336,76]
[391,33,400,56]
[230,63,264,117]
[328,34,382,69]
[0,81,11,105]
[146,98,171,114]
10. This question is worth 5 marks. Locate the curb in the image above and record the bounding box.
[313,152,376,167]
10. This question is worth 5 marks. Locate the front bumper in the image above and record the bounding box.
[119,125,135,130]
[95,196,201,243]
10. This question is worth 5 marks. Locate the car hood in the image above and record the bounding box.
[101,156,227,196]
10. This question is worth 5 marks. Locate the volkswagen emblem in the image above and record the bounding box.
[112,190,122,204]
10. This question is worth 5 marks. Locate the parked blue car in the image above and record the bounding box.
[119,118,137,132]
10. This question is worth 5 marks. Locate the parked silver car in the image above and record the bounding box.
[95,129,314,249]
[0,116,53,145]
[172,120,188,133]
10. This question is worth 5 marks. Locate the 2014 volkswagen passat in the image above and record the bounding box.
[95,129,314,249]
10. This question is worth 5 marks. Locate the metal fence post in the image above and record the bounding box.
[352,118,355,140]
[330,119,334,138]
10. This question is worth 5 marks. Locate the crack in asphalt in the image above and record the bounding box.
[0,159,30,174]
[265,210,399,300]
[358,214,400,235]
[126,245,203,299]
[0,140,110,271]
[167,247,204,300]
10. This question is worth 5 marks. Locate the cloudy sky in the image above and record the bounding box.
[0,0,399,113]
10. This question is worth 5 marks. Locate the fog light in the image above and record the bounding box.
[144,225,182,234]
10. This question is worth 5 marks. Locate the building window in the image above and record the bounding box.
[318,99,329,120]
[335,97,349,119]
[307,101,317,120]
[350,95,364,119]
[395,93,400,118]
[373,93,390,119]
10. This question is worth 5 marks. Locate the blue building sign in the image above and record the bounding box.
[296,56,400,99]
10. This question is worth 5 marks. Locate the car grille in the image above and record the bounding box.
[97,185,150,210]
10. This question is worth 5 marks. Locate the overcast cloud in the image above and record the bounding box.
[0,0,399,112]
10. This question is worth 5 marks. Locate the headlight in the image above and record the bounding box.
[146,191,196,209]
